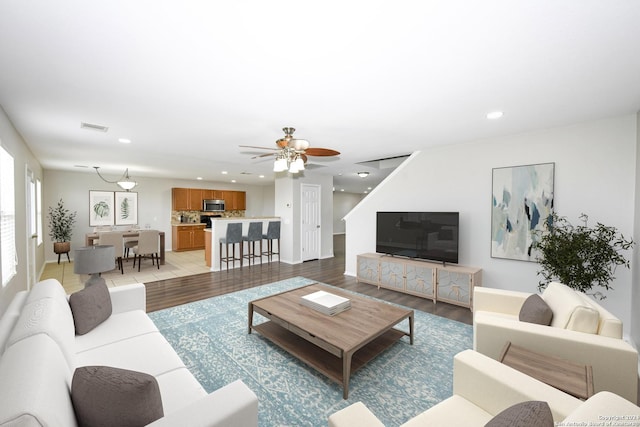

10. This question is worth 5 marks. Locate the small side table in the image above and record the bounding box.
[499,341,594,400]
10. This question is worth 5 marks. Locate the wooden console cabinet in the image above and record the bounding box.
[356,253,482,309]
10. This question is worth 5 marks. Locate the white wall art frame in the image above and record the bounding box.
[491,162,555,261]
[89,191,115,226]
[115,191,138,226]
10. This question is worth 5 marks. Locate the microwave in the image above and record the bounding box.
[203,199,225,212]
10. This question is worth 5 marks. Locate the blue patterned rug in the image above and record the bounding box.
[148,277,472,426]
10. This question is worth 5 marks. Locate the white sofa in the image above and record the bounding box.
[473,282,638,403]
[0,279,258,427]
[328,350,640,426]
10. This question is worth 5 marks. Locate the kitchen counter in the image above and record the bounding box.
[205,217,280,270]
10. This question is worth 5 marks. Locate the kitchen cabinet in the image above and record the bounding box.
[171,188,204,211]
[172,187,245,211]
[356,253,481,309]
[171,188,190,211]
[172,225,206,251]
[222,191,246,210]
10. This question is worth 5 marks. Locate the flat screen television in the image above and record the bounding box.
[376,211,459,264]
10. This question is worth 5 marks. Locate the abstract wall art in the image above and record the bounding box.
[491,162,554,261]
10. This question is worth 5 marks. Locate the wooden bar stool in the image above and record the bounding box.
[262,221,280,263]
[220,223,243,271]
[242,222,263,266]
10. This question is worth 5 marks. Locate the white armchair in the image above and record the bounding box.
[473,283,638,403]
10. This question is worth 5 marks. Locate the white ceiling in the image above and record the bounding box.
[1,1,639,194]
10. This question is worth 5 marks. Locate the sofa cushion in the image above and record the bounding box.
[72,365,164,427]
[402,395,493,427]
[485,401,553,427]
[69,283,112,335]
[519,295,553,326]
[7,296,77,368]
[0,335,77,427]
[541,282,599,334]
[75,310,158,353]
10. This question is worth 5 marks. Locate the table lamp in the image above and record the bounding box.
[74,245,115,287]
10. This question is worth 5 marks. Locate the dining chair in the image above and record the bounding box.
[131,229,160,271]
[96,231,125,274]
[242,222,263,266]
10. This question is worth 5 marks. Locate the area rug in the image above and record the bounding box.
[148,277,473,427]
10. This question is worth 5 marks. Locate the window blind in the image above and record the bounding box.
[1,145,16,286]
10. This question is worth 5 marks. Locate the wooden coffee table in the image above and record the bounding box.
[248,283,414,399]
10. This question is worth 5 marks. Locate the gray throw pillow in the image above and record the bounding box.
[519,294,553,326]
[485,401,553,427]
[69,282,112,335]
[72,366,164,427]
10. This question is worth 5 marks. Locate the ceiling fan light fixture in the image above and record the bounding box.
[292,139,309,151]
[273,157,288,172]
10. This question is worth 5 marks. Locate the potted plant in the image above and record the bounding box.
[532,212,634,299]
[48,198,77,262]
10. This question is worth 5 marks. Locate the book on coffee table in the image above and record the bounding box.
[300,290,351,316]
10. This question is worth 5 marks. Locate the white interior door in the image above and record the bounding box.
[301,184,320,261]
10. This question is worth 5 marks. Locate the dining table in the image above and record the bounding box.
[84,230,166,265]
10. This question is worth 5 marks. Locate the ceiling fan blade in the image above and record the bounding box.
[239,145,277,151]
[251,152,276,159]
[304,148,340,156]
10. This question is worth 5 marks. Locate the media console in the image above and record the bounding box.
[356,253,482,310]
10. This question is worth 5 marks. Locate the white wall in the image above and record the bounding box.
[345,115,638,336]
[632,112,640,350]
[275,172,334,264]
[42,170,274,262]
[333,192,365,234]
[0,106,44,313]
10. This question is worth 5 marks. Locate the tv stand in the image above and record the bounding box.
[356,253,482,310]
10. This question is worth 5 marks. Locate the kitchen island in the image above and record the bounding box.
[205,217,280,271]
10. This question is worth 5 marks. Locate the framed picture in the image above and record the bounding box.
[491,162,555,261]
[115,192,138,226]
[89,191,115,226]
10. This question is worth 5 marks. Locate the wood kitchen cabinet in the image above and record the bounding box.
[172,187,245,211]
[224,191,246,210]
[172,225,206,251]
[172,188,204,211]
[171,188,190,210]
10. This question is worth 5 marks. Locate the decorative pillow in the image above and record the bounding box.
[485,401,553,427]
[72,366,164,427]
[519,294,553,326]
[69,282,112,335]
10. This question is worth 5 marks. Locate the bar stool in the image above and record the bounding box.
[262,221,280,263]
[242,222,263,266]
[220,223,243,271]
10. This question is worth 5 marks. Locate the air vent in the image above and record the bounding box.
[80,122,109,132]
[240,171,252,175]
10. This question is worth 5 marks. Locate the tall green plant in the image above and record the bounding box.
[47,198,77,242]
[532,212,634,299]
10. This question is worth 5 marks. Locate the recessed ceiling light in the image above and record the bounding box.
[259,175,265,178]
[118,138,131,144]
[221,171,228,175]
[486,111,504,120]
[357,171,369,178]
[340,189,345,192]
[196,177,203,180]
[231,179,236,183]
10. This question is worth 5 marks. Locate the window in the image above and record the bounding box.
[0,144,16,286]
[37,179,42,246]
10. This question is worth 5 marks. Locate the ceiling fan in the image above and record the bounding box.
[240,127,340,173]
